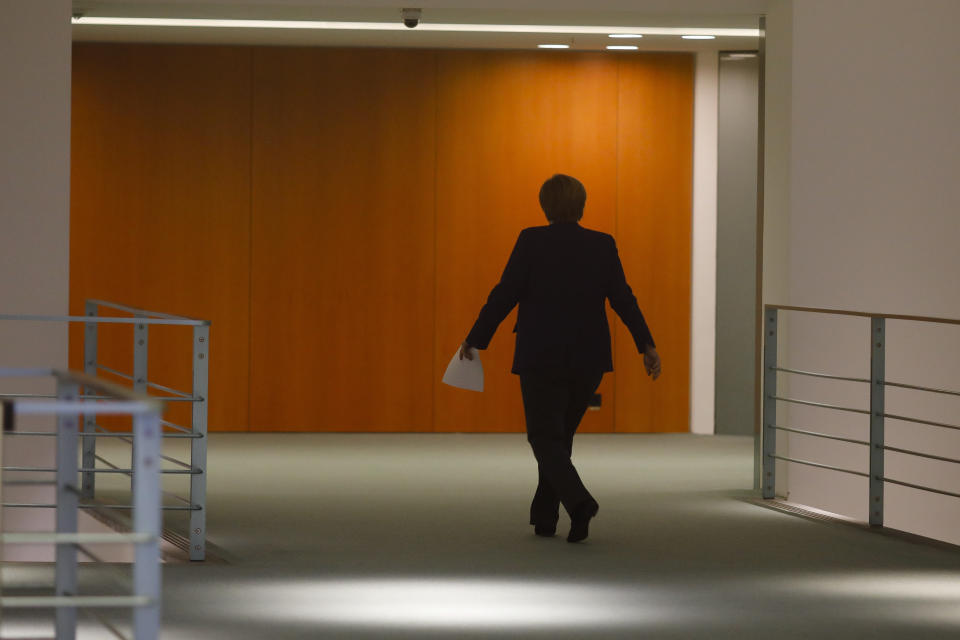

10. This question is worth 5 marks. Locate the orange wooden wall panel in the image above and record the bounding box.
[613,54,695,433]
[434,52,620,433]
[70,43,252,431]
[248,48,437,431]
[70,45,693,433]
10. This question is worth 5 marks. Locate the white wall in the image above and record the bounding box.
[690,50,718,435]
[764,0,960,544]
[0,0,72,371]
[0,0,72,542]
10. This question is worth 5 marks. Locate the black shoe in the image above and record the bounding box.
[567,499,599,543]
[533,523,557,537]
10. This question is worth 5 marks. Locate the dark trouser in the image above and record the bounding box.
[519,369,604,526]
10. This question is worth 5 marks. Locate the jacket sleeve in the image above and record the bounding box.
[605,235,656,354]
[465,230,530,349]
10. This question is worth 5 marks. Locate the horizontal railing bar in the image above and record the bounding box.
[883,445,960,466]
[0,367,51,378]
[57,369,158,404]
[89,468,198,475]
[1,503,200,511]
[0,595,153,608]
[885,380,960,397]
[162,490,194,506]
[96,367,198,402]
[769,395,871,415]
[772,425,870,446]
[4,430,200,439]
[0,393,113,401]
[146,379,193,399]
[0,393,56,399]
[883,477,960,500]
[2,465,197,475]
[768,454,870,477]
[160,419,192,434]
[13,400,157,416]
[95,452,122,471]
[1,532,154,544]
[96,437,195,469]
[884,413,960,432]
[772,367,871,384]
[0,312,206,327]
[158,453,193,470]
[87,298,209,324]
[77,543,107,564]
[96,364,133,381]
[2,480,56,485]
[765,304,960,326]
[81,601,130,640]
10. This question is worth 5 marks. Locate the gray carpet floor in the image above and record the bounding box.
[5,433,960,638]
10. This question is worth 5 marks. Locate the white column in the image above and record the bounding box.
[690,50,718,435]
[0,0,72,368]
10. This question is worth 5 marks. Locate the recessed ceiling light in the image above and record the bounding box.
[70,17,759,37]
[606,45,639,51]
[538,44,569,49]
[682,35,717,40]
[608,34,643,39]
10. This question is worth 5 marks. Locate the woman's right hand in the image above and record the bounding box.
[459,341,474,361]
[643,346,661,380]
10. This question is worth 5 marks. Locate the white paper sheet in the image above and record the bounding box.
[441,347,484,392]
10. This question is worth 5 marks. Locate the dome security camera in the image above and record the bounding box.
[401,8,422,29]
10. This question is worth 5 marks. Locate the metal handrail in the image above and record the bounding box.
[3,430,201,439]
[83,299,209,561]
[1,301,210,561]
[0,313,206,326]
[762,304,960,534]
[87,298,208,324]
[764,304,960,326]
[0,368,162,639]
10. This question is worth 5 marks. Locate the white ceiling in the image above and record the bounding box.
[72,1,763,51]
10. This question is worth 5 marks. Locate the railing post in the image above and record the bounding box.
[189,324,209,561]
[55,380,80,640]
[132,315,148,492]
[132,407,162,639]
[762,307,778,499]
[870,317,886,527]
[82,300,98,499]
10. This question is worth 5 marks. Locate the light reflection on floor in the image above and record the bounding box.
[780,571,960,625]
[224,577,671,629]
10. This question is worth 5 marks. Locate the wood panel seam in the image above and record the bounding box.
[246,45,255,432]
[616,58,623,433]
[432,51,439,433]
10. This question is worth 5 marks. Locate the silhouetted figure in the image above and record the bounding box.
[461,174,661,543]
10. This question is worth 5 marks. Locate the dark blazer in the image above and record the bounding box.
[466,222,655,374]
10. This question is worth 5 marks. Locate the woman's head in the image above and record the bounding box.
[538,174,586,224]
